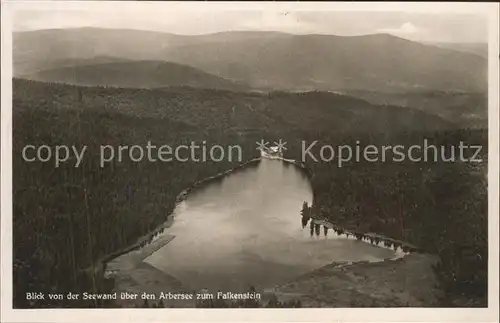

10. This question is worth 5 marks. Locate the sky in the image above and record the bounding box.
[9,2,489,43]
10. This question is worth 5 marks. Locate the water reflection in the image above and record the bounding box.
[145,159,396,292]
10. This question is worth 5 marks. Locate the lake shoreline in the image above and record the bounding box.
[102,155,432,308]
[310,218,420,253]
[101,157,264,274]
[102,155,311,274]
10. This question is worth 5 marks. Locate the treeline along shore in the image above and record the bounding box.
[12,79,487,307]
[82,157,264,277]
[291,131,487,306]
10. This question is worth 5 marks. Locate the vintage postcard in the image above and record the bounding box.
[1,1,499,322]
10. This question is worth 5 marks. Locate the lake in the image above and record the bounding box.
[144,158,396,293]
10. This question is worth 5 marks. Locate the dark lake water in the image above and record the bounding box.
[145,158,395,292]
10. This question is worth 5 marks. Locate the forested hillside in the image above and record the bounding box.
[292,130,487,306]
[13,79,488,307]
[19,61,250,92]
[342,90,488,129]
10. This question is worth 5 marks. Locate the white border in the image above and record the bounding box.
[1,2,499,322]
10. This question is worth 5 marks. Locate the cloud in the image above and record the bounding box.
[378,22,419,35]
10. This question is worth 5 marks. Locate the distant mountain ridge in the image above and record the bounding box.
[20,61,250,91]
[161,33,487,93]
[423,41,488,58]
[14,55,132,76]
[14,28,488,93]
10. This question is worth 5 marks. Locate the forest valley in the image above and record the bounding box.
[12,79,488,308]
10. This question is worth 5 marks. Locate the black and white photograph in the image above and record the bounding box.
[1,1,499,322]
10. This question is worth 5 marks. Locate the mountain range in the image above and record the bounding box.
[21,60,249,91]
[14,28,488,93]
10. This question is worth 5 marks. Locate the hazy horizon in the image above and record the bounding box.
[11,5,488,44]
[12,26,488,44]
